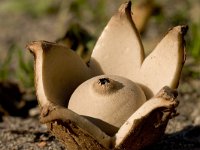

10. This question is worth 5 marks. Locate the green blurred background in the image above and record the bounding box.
[0,1,199,148]
[0,0,199,90]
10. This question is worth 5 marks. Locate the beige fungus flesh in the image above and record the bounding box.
[90,2,187,99]
[27,41,91,107]
[68,75,146,136]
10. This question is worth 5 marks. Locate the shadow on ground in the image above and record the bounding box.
[146,125,200,150]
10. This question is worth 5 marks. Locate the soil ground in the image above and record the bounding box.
[0,0,199,149]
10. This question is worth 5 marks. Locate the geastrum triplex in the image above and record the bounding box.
[27,1,188,150]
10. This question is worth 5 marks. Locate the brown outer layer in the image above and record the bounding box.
[44,106,175,150]
[29,1,183,149]
[173,30,187,89]
[46,121,107,150]
[42,86,178,150]
[113,109,168,150]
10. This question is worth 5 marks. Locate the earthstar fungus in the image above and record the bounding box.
[27,1,187,150]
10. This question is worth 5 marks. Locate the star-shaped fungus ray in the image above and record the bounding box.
[89,1,144,79]
[27,41,91,107]
[90,1,187,99]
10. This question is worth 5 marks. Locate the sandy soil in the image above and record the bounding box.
[0,0,199,149]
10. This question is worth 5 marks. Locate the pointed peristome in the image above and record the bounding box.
[27,41,91,107]
[89,1,187,99]
[68,75,146,136]
[27,1,186,149]
[90,1,144,79]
